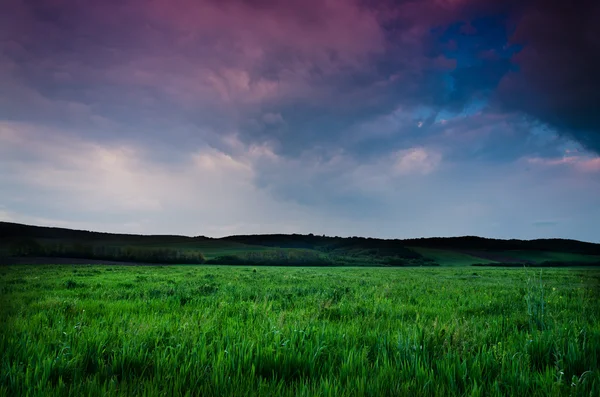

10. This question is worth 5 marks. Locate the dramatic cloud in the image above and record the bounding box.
[496,0,600,151]
[0,0,599,240]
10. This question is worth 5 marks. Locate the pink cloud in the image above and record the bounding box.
[4,0,479,112]
[1,0,495,133]
[0,0,389,120]
[577,157,600,172]
[110,0,387,107]
[142,0,385,64]
[393,148,442,175]
[527,155,600,172]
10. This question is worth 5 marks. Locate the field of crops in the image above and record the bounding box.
[1,265,599,396]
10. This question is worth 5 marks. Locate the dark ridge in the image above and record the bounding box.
[403,236,600,255]
[1,221,599,256]
[223,234,600,256]
[0,221,210,243]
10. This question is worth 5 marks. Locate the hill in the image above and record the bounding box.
[1,221,599,266]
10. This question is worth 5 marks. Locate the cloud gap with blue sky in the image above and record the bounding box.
[1,0,599,241]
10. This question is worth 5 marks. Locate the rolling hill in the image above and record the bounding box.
[1,221,599,266]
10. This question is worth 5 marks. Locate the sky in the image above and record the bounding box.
[1,0,599,242]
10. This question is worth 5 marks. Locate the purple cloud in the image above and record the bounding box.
[1,0,599,240]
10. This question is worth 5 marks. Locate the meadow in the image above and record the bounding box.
[1,265,599,396]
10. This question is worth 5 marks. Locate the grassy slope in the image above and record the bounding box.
[409,247,498,266]
[481,250,600,264]
[3,222,600,266]
[412,247,600,266]
[13,234,274,260]
[7,239,600,266]
[1,266,599,396]
[85,239,272,260]
[31,238,334,263]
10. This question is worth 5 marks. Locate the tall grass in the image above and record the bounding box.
[1,266,599,396]
[525,269,546,331]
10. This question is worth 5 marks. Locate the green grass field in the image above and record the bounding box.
[1,265,599,396]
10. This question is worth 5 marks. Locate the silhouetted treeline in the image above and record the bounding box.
[405,236,600,255]
[206,251,336,266]
[205,250,438,267]
[2,222,599,260]
[221,234,328,249]
[0,222,207,244]
[221,234,423,259]
[7,239,205,264]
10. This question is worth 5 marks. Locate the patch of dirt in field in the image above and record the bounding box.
[0,257,172,266]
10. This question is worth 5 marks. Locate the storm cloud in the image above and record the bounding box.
[0,0,599,241]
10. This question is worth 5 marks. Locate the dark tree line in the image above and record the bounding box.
[3,221,598,256]
[7,239,205,264]
[205,250,438,267]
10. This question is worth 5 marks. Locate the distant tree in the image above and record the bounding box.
[9,239,44,257]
